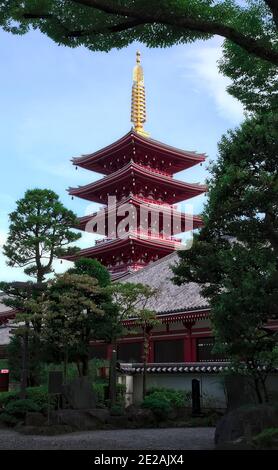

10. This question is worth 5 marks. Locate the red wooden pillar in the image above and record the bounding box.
[184,335,191,362]
[107,343,113,361]
[183,321,195,362]
[191,337,197,362]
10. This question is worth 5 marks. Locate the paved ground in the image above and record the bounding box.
[0,427,215,450]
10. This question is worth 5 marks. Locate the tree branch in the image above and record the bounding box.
[70,0,278,65]
[22,12,145,37]
[68,18,146,38]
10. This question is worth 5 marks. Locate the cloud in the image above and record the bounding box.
[181,42,244,124]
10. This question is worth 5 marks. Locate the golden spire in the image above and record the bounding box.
[131,51,150,137]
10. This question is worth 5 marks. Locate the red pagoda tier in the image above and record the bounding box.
[64,52,206,278]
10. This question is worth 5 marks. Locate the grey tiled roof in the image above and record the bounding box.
[0,294,11,314]
[118,362,278,375]
[120,252,209,314]
[118,362,230,374]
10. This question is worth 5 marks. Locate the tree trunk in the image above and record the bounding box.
[76,360,82,377]
[108,346,117,407]
[20,323,29,399]
[142,329,151,400]
[142,339,147,400]
[64,348,68,382]
[81,355,89,376]
[254,376,263,404]
[261,376,269,403]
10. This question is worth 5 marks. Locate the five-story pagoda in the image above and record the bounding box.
[65,52,206,278]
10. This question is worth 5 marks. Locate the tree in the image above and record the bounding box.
[172,111,278,403]
[41,272,103,378]
[0,281,46,396]
[111,282,158,398]
[0,1,277,65]
[219,28,278,113]
[3,189,81,283]
[67,257,123,405]
[137,308,159,399]
[68,257,111,287]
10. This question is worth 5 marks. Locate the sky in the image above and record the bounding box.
[0,28,244,281]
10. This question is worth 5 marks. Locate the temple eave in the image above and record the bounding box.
[62,235,178,262]
[68,163,207,204]
[72,130,206,174]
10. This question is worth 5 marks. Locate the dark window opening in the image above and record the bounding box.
[117,342,142,363]
[154,339,184,363]
[197,337,227,362]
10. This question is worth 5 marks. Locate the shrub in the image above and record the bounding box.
[0,359,8,369]
[110,404,125,416]
[0,399,40,426]
[93,381,107,405]
[0,412,18,426]
[26,386,49,409]
[146,388,188,408]
[0,386,53,412]
[142,395,172,420]
[93,381,126,407]
[0,390,18,407]
[252,428,278,449]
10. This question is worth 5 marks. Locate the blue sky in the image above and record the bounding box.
[0,28,244,281]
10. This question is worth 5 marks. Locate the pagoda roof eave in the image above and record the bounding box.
[62,235,178,262]
[72,130,206,172]
[68,161,207,203]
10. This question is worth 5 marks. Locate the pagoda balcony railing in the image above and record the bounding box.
[135,195,173,207]
[94,230,182,246]
[109,262,146,273]
[129,229,182,243]
[136,197,179,211]
[138,163,172,178]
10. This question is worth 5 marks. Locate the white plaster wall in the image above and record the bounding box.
[0,326,11,346]
[131,373,227,408]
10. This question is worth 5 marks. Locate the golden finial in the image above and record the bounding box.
[131,51,150,137]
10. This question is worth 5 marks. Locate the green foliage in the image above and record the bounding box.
[110,403,125,416]
[24,386,49,410]
[0,413,18,426]
[111,282,158,318]
[142,395,172,420]
[142,387,188,420]
[146,388,188,408]
[0,1,276,66]
[92,381,126,407]
[41,272,104,376]
[2,189,80,282]
[219,36,278,113]
[252,427,278,448]
[173,111,278,402]
[69,257,111,287]
[0,390,18,407]
[92,381,108,405]
[219,0,278,112]
[0,359,8,369]
[7,333,43,385]
[0,386,50,409]
[0,398,40,426]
